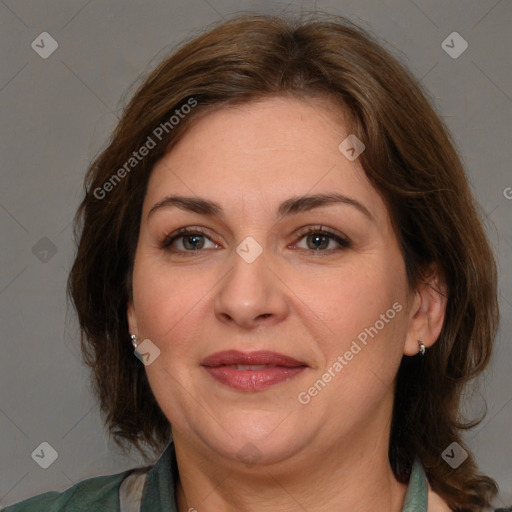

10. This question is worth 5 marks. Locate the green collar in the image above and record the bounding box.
[140,440,428,511]
[402,457,429,511]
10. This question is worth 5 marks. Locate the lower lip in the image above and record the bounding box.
[202,366,307,391]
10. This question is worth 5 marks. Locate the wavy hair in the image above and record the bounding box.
[68,12,499,510]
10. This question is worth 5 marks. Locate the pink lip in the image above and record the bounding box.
[200,350,306,368]
[200,350,308,392]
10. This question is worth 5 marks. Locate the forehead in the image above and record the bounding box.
[144,96,387,225]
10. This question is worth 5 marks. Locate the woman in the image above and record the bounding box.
[3,12,508,512]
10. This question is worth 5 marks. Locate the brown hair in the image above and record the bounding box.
[68,12,499,510]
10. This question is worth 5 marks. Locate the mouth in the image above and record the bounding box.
[200,350,309,392]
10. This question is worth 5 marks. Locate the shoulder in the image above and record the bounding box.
[1,469,133,512]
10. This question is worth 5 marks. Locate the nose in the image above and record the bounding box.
[213,242,289,330]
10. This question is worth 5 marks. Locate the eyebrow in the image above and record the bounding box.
[147,192,373,221]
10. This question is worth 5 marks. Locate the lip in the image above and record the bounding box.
[200,350,309,392]
[200,350,307,368]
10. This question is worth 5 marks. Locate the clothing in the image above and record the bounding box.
[0,440,502,511]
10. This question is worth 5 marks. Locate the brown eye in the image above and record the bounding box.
[295,226,351,253]
[181,234,206,250]
[305,233,331,250]
[160,227,219,253]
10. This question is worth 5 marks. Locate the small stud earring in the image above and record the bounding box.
[130,334,139,349]
[418,339,426,356]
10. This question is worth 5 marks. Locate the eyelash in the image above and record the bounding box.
[159,225,351,256]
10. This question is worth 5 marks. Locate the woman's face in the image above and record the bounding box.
[128,96,420,466]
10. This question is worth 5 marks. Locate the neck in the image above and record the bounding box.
[175,444,407,512]
[172,402,408,511]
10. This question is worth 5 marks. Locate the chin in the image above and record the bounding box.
[192,413,310,465]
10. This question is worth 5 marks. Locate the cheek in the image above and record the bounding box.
[131,256,204,341]
[297,257,409,400]
[299,259,406,341]
[130,259,209,413]
[299,278,406,411]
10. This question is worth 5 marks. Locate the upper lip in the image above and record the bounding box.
[200,350,308,368]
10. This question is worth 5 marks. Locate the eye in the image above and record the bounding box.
[293,225,350,253]
[159,225,350,256]
[160,227,219,254]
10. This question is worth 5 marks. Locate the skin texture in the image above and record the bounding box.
[127,96,447,511]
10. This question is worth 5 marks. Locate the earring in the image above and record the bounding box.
[418,339,426,356]
[130,334,139,349]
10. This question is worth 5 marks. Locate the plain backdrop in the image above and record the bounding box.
[1,0,511,508]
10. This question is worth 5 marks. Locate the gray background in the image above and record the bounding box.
[1,0,511,508]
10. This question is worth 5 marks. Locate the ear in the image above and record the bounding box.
[127,301,138,336]
[403,264,447,356]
